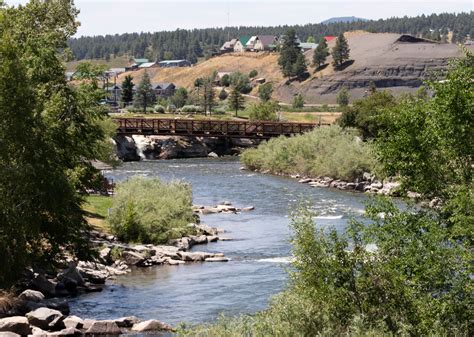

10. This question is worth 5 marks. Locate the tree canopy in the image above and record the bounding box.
[278,28,307,79]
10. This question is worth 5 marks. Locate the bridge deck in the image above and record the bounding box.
[114,118,322,139]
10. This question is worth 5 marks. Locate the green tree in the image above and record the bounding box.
[249,69,258,78]
[336,86,350,106]
[134,71,156,112]
[229,72,252,94]
[312,37,329,69]
[220,74,230,87]
[292,94,305,109]
[121,75,134,105]
[339,90,395,139]
[0,0,115,287]
[258,83,273,102]
[278,28,307,79]
[306,36,316,43]
[218,88,228,101]
[228,87,245,116]
[248,101,280,121]
[170,87,188,108]
[332,33,350,69]
[200,77,216,115]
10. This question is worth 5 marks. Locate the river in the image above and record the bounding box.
[69,158,369,325]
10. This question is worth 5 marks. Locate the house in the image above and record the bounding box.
[233,36,251,52]
[298,42,318,52]
[153,82,176,98]
[246,36,258,50]
[105,84,122,102]
[138,62,158,69]
[108,68,126,76]
[324,36,336,42]
[158,60,192,68]
[253,36,278,51]
[220,38,238,53]
[133,58,149,65]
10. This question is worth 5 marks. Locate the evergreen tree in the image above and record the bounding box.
[332,33,350,69]
[278,28,307,79]
[336,86,350,106]
[121,75,135,105]
[134,71,156,112]
[306,36,316,43]
[200,77,216,115]
[218,88,228,101]
[228,87,245,116]
[258,83,273,102]
[313,37,330,69]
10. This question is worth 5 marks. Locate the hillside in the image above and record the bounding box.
[115,32,472,104]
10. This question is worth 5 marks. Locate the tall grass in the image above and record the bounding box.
[108,176,196,244]
[241,126,377,181]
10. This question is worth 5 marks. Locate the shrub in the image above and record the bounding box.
[181,105,204,113]
[258,83,273,102]
[220,74,230,87]
[218,88,228,101]
[229,72,252,94]
[336,87,350,106]
[247,100,280,121]
[292,94,304,108]
[212,107,226,115]
[153,105,165,113]
[249,69,258,78]
[108,177,196,244]
[241,126,377,180]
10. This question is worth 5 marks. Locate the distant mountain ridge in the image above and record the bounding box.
[321,17,368,24]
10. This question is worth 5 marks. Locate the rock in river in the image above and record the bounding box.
[0,316,32,335]
[26,307,65,331]
[131,319,172,332]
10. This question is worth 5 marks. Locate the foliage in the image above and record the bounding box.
[109,177,196,244]
[199,77,216,114]
[134,71,156,112]
[258,82,273,102]
[332,33,351,69]
[313,37,330,68]
[75,62,108,82]
[247,100,280,122]
[306,36,316,43]
[218,88,228,101]
[181,105,204,113]
[229,72,252,94]
[153,105,165,113]
[249,69,258,78]
[121,75,134,104]
[339,90,396,139]
[170,87,188,108]
[336,86,350,106]
[220,74,230,87]
[228,87,245,116]
[241,126,376,180]
[375,50,473,200]
[279,29,307,79]
[68,12,473,61]
[0,0,115,287]
[292,94,305,108]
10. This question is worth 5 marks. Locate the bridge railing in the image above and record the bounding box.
[114,118,321,138]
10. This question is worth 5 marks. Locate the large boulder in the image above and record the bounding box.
[18,290,44,303]
[42,299,70,316]
[85,320,121,335]
[131,319,172,332]
[57,263,85,287]
[63,316,83,329]
[26,307,65,331]
[0,316,32,335]
[31,274,56,298]
[0,332,21,337]
[47,327,83,336]
[114,135,140,162]
[121,251,145,266]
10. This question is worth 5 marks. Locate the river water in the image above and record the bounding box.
[69,158,369,325]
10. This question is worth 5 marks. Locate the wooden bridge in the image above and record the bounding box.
[114,118,322,139]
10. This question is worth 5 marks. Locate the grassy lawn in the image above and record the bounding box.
[83,195,113,233]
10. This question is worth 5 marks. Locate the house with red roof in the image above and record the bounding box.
[324,36,336,42]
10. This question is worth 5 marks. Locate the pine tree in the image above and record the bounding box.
[278,28,307,79]
[134,71,156,113]
[200,77,216,115]
[332,33,350,69]
[229,87,245,116]
[121,75,135,105]
[313,37,330,69]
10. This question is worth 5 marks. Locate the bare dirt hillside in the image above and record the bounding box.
[280,31,471,103]
[116,52,284,89]
[116,32,472,104]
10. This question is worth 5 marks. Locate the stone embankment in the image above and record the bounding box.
[115,135,260,161]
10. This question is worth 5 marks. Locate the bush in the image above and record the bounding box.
[249,69,258,78]
[154,105,165,113]
[126,107,155,113]
[218,88,228,101]
[108,177,196,244]
[229,72,252,94]
[258,83,273,102]
[241,126,377,180]
[220,74,230,87]
[247,100,280,121]
[292,94,304,108]
[212,107,226,115]
[181,105,204,113]
[337,87,350,106]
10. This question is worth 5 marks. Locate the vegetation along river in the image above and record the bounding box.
[69,157,370,325]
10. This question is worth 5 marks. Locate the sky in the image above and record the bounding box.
[6,0,474,37]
